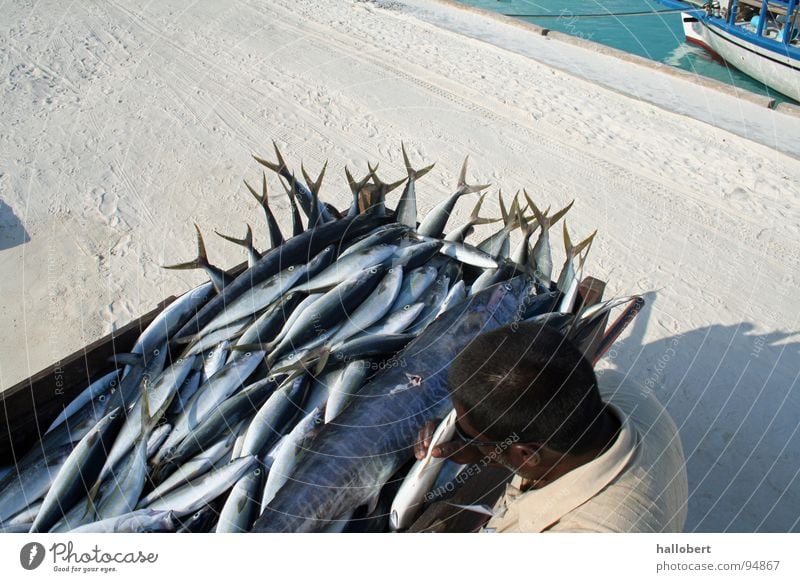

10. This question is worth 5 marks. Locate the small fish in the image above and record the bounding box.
[526,191,574,283]
[143,456,258,517]
[141,433,238,504]
[291,244,397,294]
[390,410,458,531]
[68,509,177,533]
[30,407,123,533]
[45,370,119,434]
[261,407,324,509]
[239,375,308,459]
[244,173,284,249]
[253,141,334,223]
[324,360,372,424]
[215,466,265,533]
[556,222,596,313]
[362,303,425,336]
[344,166,373,218]
[328,266,404,347]
[278,175,306,236]
[417,156,490,238]
[444,191,499,243]
[476,192,520,259]
[395,142,435,228]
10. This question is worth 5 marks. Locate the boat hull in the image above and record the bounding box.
[680,12,800,102]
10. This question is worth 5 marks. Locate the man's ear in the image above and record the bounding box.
[512,443,541,467]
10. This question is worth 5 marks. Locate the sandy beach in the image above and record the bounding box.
[1,0,798,532]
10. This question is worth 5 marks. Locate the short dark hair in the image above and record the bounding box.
[447,322,605,455]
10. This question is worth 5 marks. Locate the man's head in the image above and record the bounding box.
[444,321,612,482]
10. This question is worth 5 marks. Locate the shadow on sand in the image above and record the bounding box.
[0,198,30,250]
[602,291,800,532]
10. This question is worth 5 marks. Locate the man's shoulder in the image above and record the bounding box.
[596,369,675,432]
[563,368,689,532]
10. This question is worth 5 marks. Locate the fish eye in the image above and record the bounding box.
[504,283,513,291]
[153,349,160,356]
[98,395,105,402]
[110,380,117,387]
[254,468,261,476]
[403,304,410,310]
[388,268,394,273]
[370,267,378,274]
[245,352,251,357]
[288,266,295,272]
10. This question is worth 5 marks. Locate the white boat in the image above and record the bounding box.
[660,0,800,101]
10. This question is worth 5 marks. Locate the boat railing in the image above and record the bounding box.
[725,0,798,44]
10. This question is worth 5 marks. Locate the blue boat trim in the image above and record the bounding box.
[705,22,800,71]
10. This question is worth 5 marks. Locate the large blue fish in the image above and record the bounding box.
[252,276,534,532]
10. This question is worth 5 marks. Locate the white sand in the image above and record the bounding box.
[1,0,798,532]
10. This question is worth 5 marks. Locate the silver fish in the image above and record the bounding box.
[328,266,404,347]
[260,407,324,508]
[526,192,573,283]
[144,456,257,517]
[30,407,123,533]
[390,409,457,530]
[444,191,499,243]
[215,466,264,533]
[324,360,372,424]
[362,302,425,336]
[395,142,435,228]
[417,157,489,238]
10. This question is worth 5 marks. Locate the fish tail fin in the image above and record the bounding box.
[468,191,500,226]
[497,189,508,225]
[252,140,289,175]
[575,229,597,256]
[549,199,575,226]
[215,224,252,248]
[262,173,285,247]
[516,200,529,235]
[345,166,370,216]
[162,223,211,272]
[280,175,307,234]
[507,193,522,231]
[563,220,573,255]
[401,141,435,181]
[523,190,547,227]
[574,229,597,270]
[302,161,328,228]
[301,160,328,199]
[457,156,490,195]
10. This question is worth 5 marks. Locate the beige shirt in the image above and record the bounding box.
[485,370,688,533]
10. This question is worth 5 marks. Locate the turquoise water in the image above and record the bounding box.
[458,0,795,103]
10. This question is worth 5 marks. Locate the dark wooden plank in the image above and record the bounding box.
[0,262,250,465]
[0,298,176,465]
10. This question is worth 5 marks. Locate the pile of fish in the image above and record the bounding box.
[0,144,631,533]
